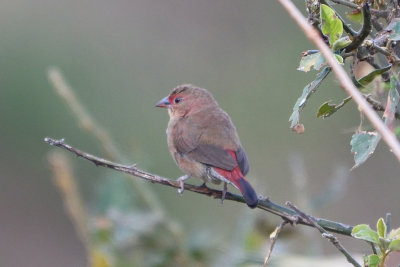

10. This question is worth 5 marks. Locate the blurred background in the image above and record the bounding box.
[1,0,400,266]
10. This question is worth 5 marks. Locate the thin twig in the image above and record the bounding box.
[366,41,400,63]
[364,94,400,119]
[286,202,362,267]
[44,137,355,236]
[263,221,289,266]
[329,0,389,17]
[370,241,378,255]
[278,0,400,164]
[330,0,359,9]
[371,16,384,32]
[386,213,392,233]
[345,3,372,52]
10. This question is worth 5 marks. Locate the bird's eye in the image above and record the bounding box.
[174,97,183,104]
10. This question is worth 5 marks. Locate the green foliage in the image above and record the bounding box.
[350,131,381,169]
[389,239,400,251]
[350,77,400,167]
[335,54,344,64]
[389,21,400,41]
[352,224,380,244]
[377,218,387,238]
[356,65,391,88]
[352,218,400,267]
[320,4,343,46]
[292,5,348,129]
[298,52,325,72]
[289,67,331,129]
[363,254,379,267]
[384,79,400,125]
[293,2,400,169]
[332,36,351,51]
[347,10,363,24]
[317,96,351,118]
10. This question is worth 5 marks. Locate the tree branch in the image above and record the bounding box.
[329,0,358,9]
[263,221,288,267]
[345,3,372,52]
[44,137,354,236]
[278,0,400,164]
[287,202,362,267]
[364,94,400,119]
[329,0,389,18]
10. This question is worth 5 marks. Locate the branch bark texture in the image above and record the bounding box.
[44,137,354,236]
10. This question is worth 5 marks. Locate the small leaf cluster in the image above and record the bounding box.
[291,2,400,168]
[352,218,400,267]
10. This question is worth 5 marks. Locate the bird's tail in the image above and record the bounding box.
[214,166,258,208]
[235,176,258,208]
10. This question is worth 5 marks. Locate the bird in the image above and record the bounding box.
[156,84,258,208]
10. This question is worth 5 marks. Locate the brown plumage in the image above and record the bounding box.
[156,84,258,208]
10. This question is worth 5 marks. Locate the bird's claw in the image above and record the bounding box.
[177,180,184,194]
[220,182,228,205]
[176,175,190,195]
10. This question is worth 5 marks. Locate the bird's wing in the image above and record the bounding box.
[187,143,237,170]
[173,111,239,171]
[236,147,250,176]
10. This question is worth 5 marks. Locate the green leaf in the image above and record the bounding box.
[332,36,351,51]
[377,218,387,238]
[347,10,363,24]
[298,52,325,72]
[317,96,352,118]
[92,248,112,267]
[366,254,380,267]
[352,224,380,244]
[350,131,381,169]
[289,67,331,130]
[350,74,398,168]
[389,239,400,251]
[395,126,400,137]
[379,237,391,251]
[357,65,391,87]
[388,227,400,239]
[384,78,400,130]
[389,21,400,41]
[335,54,343,64]
[320,4,343,46]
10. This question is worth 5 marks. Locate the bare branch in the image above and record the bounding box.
[263,221,289,266]
[278,0,400,164]
[44,137,355,236]
[329,0,389,18]
[364,94,400,119]
[330,0,358,9]
[287,202,362,267]
[345,3,372,52]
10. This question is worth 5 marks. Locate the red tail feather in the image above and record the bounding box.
[214,151,258,208]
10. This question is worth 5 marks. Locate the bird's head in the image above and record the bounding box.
[156,84,218,118]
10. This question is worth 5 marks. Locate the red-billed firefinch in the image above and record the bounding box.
[156,84,258,208]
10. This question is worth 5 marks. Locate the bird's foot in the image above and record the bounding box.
[176,175,190,194]
[220,182,228,205]
[198,182,208,189]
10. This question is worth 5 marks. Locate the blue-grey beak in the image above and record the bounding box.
[155,96,171,108]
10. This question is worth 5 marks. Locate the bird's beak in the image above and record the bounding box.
[155,96,171,108]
